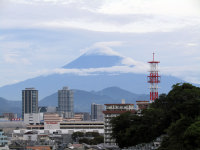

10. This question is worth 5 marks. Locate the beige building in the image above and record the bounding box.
[44,113,63,130]
[60,121,104,134]
[103,101,136,145]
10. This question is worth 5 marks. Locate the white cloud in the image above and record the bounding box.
[0,0,199,86]
[97,0,200,17]
[50,65,148,76]
[186,43,198,47]
[3,52,19,63]
[0,0,200,33]
[3,52,32,65]
[161,65,200,84]
[80,41,123,56]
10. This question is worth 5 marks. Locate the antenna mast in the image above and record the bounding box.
[148,52,160,102]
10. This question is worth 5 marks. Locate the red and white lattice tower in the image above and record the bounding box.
[148,52,160,102]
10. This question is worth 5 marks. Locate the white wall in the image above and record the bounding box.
[24,113,43,125]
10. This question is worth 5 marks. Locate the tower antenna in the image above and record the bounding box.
[148,52,160,102]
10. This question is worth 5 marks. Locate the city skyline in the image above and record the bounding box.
[0,0,199,87]
[1,1,199,149]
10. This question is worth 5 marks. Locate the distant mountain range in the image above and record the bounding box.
[0,97,21,115]
[0,87,149,114]
[0,48,185,101]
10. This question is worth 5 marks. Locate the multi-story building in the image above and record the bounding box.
[3,113,16,121]
[22,88,38,119]
[82,112,91,121]
[44,113,63,130]
[103,100,136,145]
[16,121,104,134]
[58,87,74,118]
[0,129,8,147]
[60,121,104,134]
[91,103,104,121]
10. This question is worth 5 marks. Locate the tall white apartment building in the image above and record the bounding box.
[22,88,38,119]
[91,103,104,121]
[58,87,74,118]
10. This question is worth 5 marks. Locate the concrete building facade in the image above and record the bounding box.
[91,103,104,121]
[22,88,38,119]
[44,113,63,130]
[58,87,74,118]
[24,113,44,125]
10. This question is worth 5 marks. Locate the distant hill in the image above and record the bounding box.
[0,97,21,115]
[0,86,148,115]
[96,86,148,101]
[39,87,149,112]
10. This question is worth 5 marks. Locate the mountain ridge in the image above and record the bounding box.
[40,86,149,112]
[0,87,149,114]
[0,48,187,100]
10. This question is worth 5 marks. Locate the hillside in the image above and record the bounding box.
[39,87,149,112]
[0,97,21,115]
[0,87,149,114]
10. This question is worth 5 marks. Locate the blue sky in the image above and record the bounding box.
[0,0,200,86]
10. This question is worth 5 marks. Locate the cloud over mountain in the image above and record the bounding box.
[0,44,186,101]
[55,42,148,75]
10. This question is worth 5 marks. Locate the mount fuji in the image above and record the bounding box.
[0,48,184,101]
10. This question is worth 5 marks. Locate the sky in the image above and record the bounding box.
[0,0,200,87]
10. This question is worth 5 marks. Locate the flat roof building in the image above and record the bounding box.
[103,100,136,145]
[22,88,38,119]
[58,87,74,118]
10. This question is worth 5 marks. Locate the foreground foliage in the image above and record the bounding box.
[111,83,200,149]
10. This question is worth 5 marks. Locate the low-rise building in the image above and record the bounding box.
[44,113,63,130]
[23,131,38,141]
[3,113,16,121]
[0,129,8,147]
[24,113,44,125]
[60,121,104,134]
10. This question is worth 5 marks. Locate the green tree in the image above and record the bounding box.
[71,132,84,141]
[111,83,200,149]
[183,119,200,149]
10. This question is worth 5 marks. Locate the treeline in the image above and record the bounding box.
[111,83,200,149]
